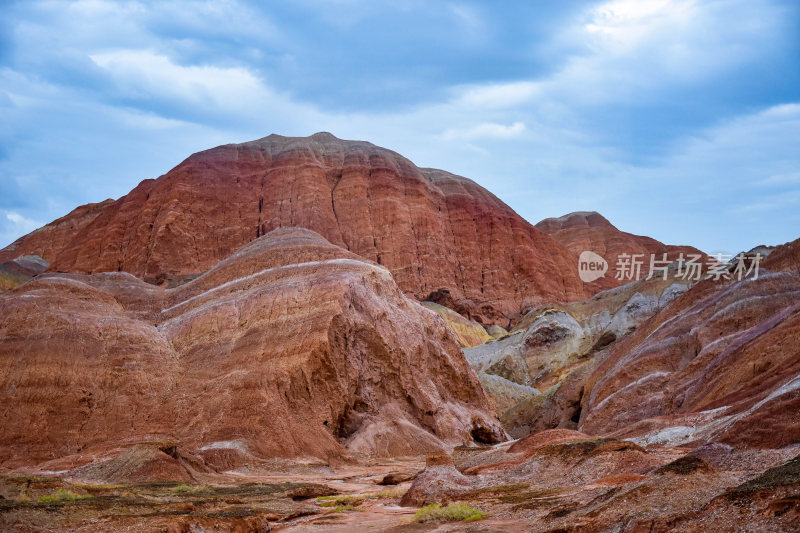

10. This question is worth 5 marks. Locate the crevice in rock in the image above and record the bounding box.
[329,170,347,249]
[470,423,499,445]
[570,387,585,425]
[256,175,265,239]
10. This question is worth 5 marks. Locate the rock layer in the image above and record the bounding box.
[0,133,587,322]
[0,227,504,469]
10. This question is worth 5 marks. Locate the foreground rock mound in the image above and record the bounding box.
[0,228,503,472]
[0,132,587,322]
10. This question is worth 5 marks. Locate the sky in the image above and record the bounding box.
[1,0,799,255]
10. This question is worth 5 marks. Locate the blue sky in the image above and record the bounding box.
[1,0,799,255]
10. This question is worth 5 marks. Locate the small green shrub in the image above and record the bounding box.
[413,502,487,522]
[333,504,357,512]
[316,494,367,507]
[38,489,92,503]
[168,483,206,494]
[371,487,406,499]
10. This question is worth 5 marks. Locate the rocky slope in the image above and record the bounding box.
[578,269,800,449]
[0,133,588,324]
[398,430,800,532]
[420,301,493,348]
[0,227,504,472]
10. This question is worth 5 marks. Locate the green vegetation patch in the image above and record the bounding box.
[413,502,487,522]
[38,489,93,503]
[728,454,800,499]
[655,455,711,475]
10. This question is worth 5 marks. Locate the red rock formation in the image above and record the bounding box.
[0,227,504,469]
[0,133,586,323]
[763,236,800,274]
[536,211,706,292]
[578,270,800,448]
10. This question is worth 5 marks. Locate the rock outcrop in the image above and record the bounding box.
[0,133,587,323]
[763,236,800,274]
[0,227,504,470]
[420,302,493,348]
[464,271,692,435]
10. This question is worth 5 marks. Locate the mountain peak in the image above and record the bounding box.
[309,131,339,141]
[535,211,614,233]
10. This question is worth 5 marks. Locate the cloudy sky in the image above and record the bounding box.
[1,0,799,254]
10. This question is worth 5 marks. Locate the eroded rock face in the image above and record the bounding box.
[579,270,800,449]
[0,227,504,470]
[464,273,691,435]
[0,133,586,322]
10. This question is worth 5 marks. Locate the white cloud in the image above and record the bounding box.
[442,121,526,141]
[533,0,781,106]
[456,81,540,109]
[2,210,42,236]
[90,50,268,107]
[760,172,800,187]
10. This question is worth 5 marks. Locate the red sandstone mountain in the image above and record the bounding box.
[0,227,504,470]
[0,133,588,324]
[536,210,706,291]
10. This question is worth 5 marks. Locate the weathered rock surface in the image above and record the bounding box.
[579,270,800,449]
[486,324,508,339]
[0,227,504,471]
[0,133,588,322]
[400,453,474,506]
[477,374,540,416]
[400,430,800,532]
